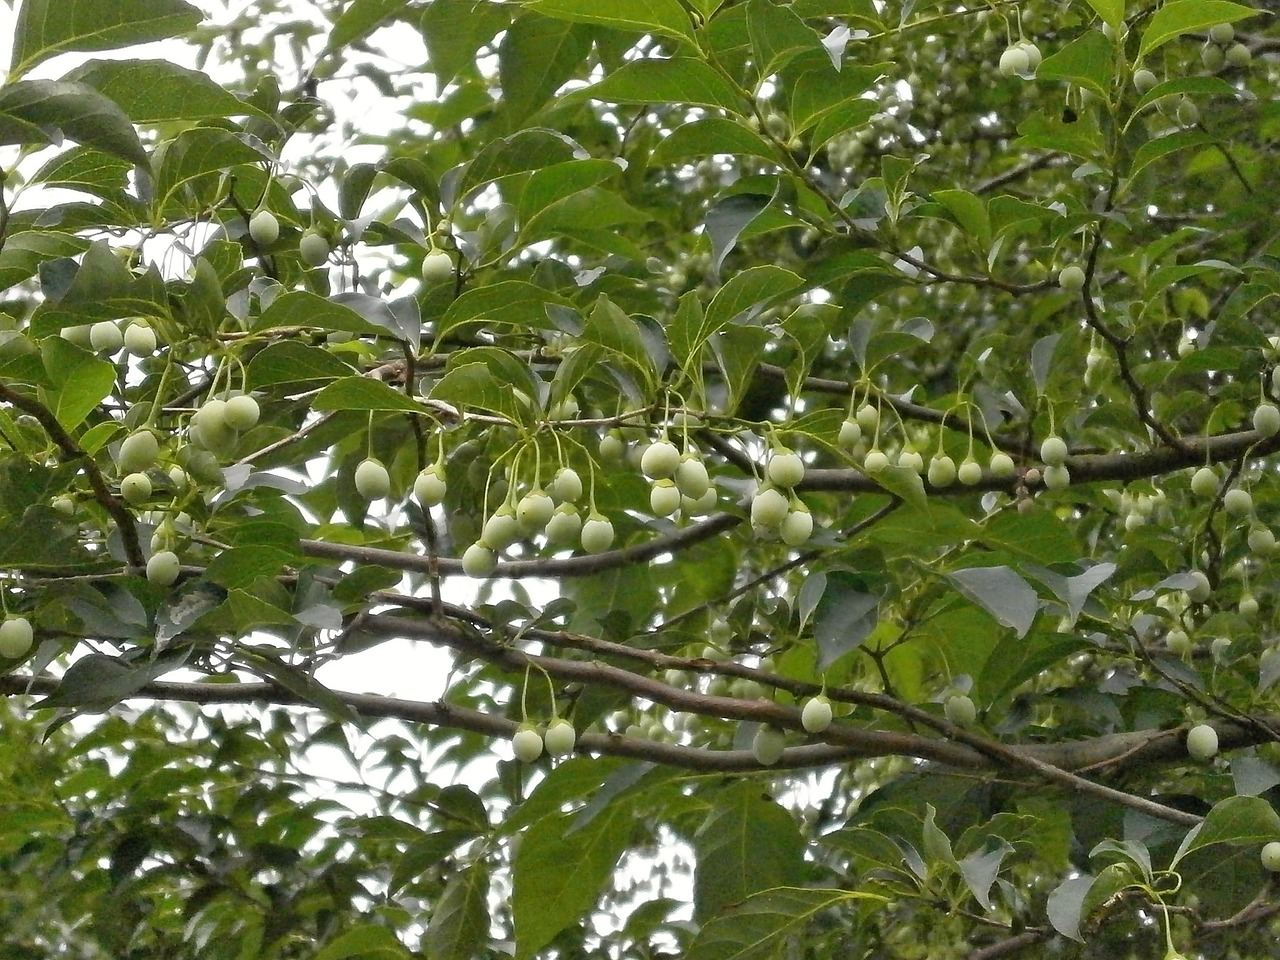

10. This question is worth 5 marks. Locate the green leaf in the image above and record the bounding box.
[930,189,991,248]
[0,80,148,166]
[312,377,427,414]
[328,0,413,50]
[437,280,573,342]
[516,159,623,233]
[1138,0,1260,58]
[812,571,880,670]
[254,291,383,335]
[705,192,773,276]
[922,804,958,869]
[948,565,1039,638]
[247,341,357,389]
[1083,0,1124,30]
[0,231,91,291]
[239,649,360,725]
[789,59,884,134]
[703,265,805,343]
[153,127,270,210]
[30,147,133,199]
[649,118,779,167]
[38,337,114,431]
[498,14,592,128]
[747,0,821,79]
[1046,874,1093,942]
[572,57,746,113]
[10,0,203,78]
[428,362,535,424]
[693,782,806,922]
[314,924,411,960]
[960,840,1013,911]
[1171,796,1280,869]
[685,887,884,960]
[416,0,512,88]
[33,651,188,712]
[29,241,169,335]
[526,0,695,43]
[424,862,490,960]
[512,808,631,960]
[1035,29,1114,101]
[580,296,659,389]
[66,59,268,124]
[1129,129,1213,181]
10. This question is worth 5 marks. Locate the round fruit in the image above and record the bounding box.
[1226,42,1251,68]
[62,324,93,348]
[545,503,582,545]
[957,458,983,486]
[855,403,880,432]
[354,458,391,500]
[1249,524,1278,555]
[462,542,497,577]
[751,487,790,528]
[999,46,1031,78]
[90,320,123,354]
[117,430,159,473]
[898,449,924,474]
[421,249,454,284]
[1209,22,1235,44]
[801,696,833,733]
[928,455,957,487]
[147,550,181,586]
[1239,595,1259,617]
[1040,435,1068,467]
[1191,466,1219,497]
[1019,41,1042,70]
[1133,68,1158,93]
[580,515,614,553]
[1166,628,1191,656]
[223,394,260,431]
[989,452,1016,479]
[675,455,710,499]
[1223,488,1253,516]
[1261,841,1280,872]
[249,210,279,245]
[1176,98,1200,126]
[650,479,682,517]
[752,725,786,766]
[543,719,576,758]
[548,397,579,420]
[767,449,805,488]
[51,495,75,515]
[512,726,544,762]
[120,472,152,504]
[683,487,717,516]
[863,449,889,474]
[552,467,583,503]
[482,507,521,550]
[414,465,447,506]
[838,418,862,451]
[299,229,330,266]
[1186,723,1219,760]
[1253,402,1280,438]
[1186,570,1212,603]
[779,503,813,546]
[0,616,34,658]
[598,431,625,462]
[1043,465,1071,490]
[516,489,555,530]
[944,694,977,726]
[1201,42,1226,71]
[640,439,681,479]
[1058,265,1086,291]
[123,321,157,356]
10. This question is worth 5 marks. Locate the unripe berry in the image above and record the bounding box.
[248,210,279,245]
[223,394,260,431]
[552,467,583,503]
[1176,98,1200,126]
[898,449,924,474]
[1019,41,1042,70]
[299,229,330,266]
[1225,42,1251,68]
[683,487,718,516]
[462,542,497,577]
[354,458,391,500]
[598,431,625,462]
[1040,436,1068,466]
[801,696,833,733]
[482,507,520,550]
[999,46,1031,78]
[580,514,614,553]
[640,439,680,479]
[1262,841,1280,872]
[120,472,152,504]
[545,503,582,545]
[146,550,181,586]
[751,487,790,528]
[1239,595,1259,617]
[674,455,710,499]
[766,449,805,488]
[123,321,157,356]
[1133,68,1158,93]
[414,465,447,506]
[752,725,786,765]
[90,320,123,354]
[1043,465,1071,490]
[516,489,555,531]
[838,418,862,451]
[51,495,75,515]
[855,403,879,432]
[989,452,1016,479]
[543,718,576,757]
[1249,524,1278,555]
[928,455,956,487]
[1209,22,1234,44]
[779,502,813,546]
[1186,723,1219,760]
[0,616,34,658]
[512,725,544,762]
[1201,43,1226,71]
[421,250,453,284]
[863,449,889,474]
[944,694,977,726]
[117,430,159,473]
[1191,466,1219,497]
[1253,402,1280,437]
[957,458,983,486]
[1186,570,1212,603]
[1223,488,1253,517]
[650,479,682,517]
[1058,265,1086,291]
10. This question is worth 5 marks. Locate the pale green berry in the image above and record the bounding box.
[989,451,1016,478]
[897,449,924,474]
[855,403,879,432]
[51,495,75,515]
[1191,466,1219,497]
[999,46,1030,78]
[1225,42,1251,68]
[1223,488,1253,517]
[1202,43,1226,71]
[248,209,279,245]
[1239,595,1259,617]
[117,430,159,473]
[462,542,497,577]
[516,489,555,531]
[674,455,710,499]
[683,487,718,516]
[766,449,805,488]
[1186,723,1218,760]
[146,550,181,586]
[580,514,614,553]
[944,694,976,726]
[598,431,625,463]
[512,725,544,762]
[863,449,889,474]
[1186,570,1212,603]
[354,458,391,500]
[640,439,681,479]
[90,321,123,354]
[120,472,152,504]
[299,229,330,267]
[1040,436,1068,466]
[1261,841,1280,872]
[123,321,157,356]
[482,507,521,550]
[1249,524,1278,555]
[779,502,813,546]
[1043,464,1071,490]
[421,249,453,284]
[751,487,790,527]
[0,616,34,658]
[928,455,956,487]
[1058,265,1086,291]
[751,725,786,765]
[414,465,446,506]
[1176,98,1200,126]
[650,479,682,517]
[838,418,862,451]
[545,503,582,545]
[552,467,583,503]
[1253,402,1280,437]
[1133,68,1158,93]
[543,718,576,758]
[1209,22,1234,44]
[801,696,833,733]
[223,394,260,431]
[957,458,983,486]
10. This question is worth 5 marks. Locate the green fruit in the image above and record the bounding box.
[928,455,957,487]
[354,458,391,500]
[1186,570,1212,603]
[1186,723,1218,760]
[120,472,152,504]
[462,542,497,577]
[898,449,924,474]
[1249,524,1278,555]
[855,403,879,432]
[1191,466,1219,497]
[552,467,583,503]
[51,495,75,515]
[650,479,682,517]
[516,489,555,530]
[779,502,813,546]
[1201,42,1226,71]
[299,230,330,266]
[1058,265,1086,291]
[223,394,260,431]
[1133,68,1158,93]
[0,616,34,658]
[598,431,625,462]
[801,696,833,733]
[863,449,889,474]
[1223,488,1253,516]
[1253,402,1280,437]
[999,46,1030,78]
[838,419,862,450]
[751,487,789,528]
[1209,22,1234,44]
[123,321,157,356]
[944,694,977,726]
[117,430,159,473]
[580,515,614,553]
[1225,42,1251,68]
[640,439,681,479]
[414,465,447,506]
[545,503,582,546]
[682,487,717,516]
[543,719,576,758]
[147,550,181,586]
[512,726,544,762]
[90,320,123,354]
[752,725,786,765]
[989,452,1016,478]
[1176,98,1199,126]
[1040,435,1068,466]
[482,507,521,550]
[1261,841,1280,872]
[957,458,983,486]
[674,455,710,499]
[249,209,279,245]
[1043,464,1071,490]
[421,249,453,284]
[766,449,805,488]
[1239,595,1259,617]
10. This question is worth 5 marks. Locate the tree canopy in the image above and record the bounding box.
[1,0,1280,957]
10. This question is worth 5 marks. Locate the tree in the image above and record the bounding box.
[0,0,1277,956]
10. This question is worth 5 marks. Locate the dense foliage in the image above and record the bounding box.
[2,0,1280,957]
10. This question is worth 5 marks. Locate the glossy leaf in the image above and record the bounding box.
[10,0,203,78]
